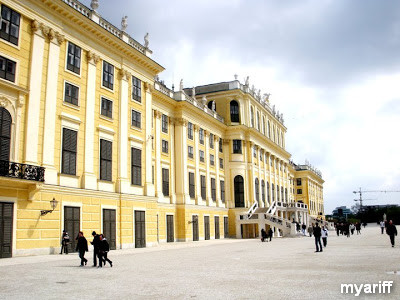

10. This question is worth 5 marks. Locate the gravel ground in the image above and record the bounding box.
[0,223,399,300]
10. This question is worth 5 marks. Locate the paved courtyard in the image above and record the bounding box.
[1,224,399,299]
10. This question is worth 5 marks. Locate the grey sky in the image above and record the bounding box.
[80,0,400,213]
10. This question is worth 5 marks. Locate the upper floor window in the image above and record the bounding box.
[162,114,168,133]
[132,76,141,102]
[219,158,223,169]
[257,112,260,131]
[230,100,239,122]
[188,146,194,158]
[259,150,263,161]
[297,178,302,186]
[250,107,254,127]
[102,61,114,90]
[209,133,214,149]
[210,154,215,166]
[199,128,204,144]
[297,189,302,195]
[219,138,223,153]
[162,140,168,154]
[64,82,79,106]
[131,110,141,128]
[131,148,142,186]
[61,128,77,175]
[220,180,225,203]
[162,168,170,196]
[0,55,16,82]
[0,5,20,45]
[100,139,112,181]
[66,42,81,74]
[233,140,242,154]
[253,146,257,158]
[262,117,265,135]
[267,121,271,138]
[211,178,216,201]
[187,122,193,140]
[199,150,204,162]
[101,97,112,118]
[189,172,195,198]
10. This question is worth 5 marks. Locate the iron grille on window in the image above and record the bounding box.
[0,55,16,82]
[131,148,141,186]
[131,110,141,128]
[100,139,112,181]
[162,140,168,154]
[162,114,168,133]
[162,168,169,196]
[101,97,112,118]
[62,128,77,175]
[132,76,141,102]
[67,42,81,74]
[64,82,79,106]
[0,5,20,45]
[102,61,114,90]
[189,172,195,198]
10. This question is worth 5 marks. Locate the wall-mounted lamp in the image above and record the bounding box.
[188,220,198,224]
[41,197,58,216]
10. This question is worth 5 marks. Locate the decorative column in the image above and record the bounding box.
[170,118,176,204]
[116,69,130,193]
[144,82,155,196]
[41,26,65,184]
[193,125,200,205]
[82,51,100,189]
[174,118,189,204]
[25,20,46,166]
[204,130,211,206]
[215,136,221,206]
[154,110,163,199]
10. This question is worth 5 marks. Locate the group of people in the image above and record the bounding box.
[66,230,113,267]
[260,228,274,242]
[334,222,362,237]
[312,223,329,252]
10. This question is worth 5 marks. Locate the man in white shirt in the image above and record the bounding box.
[380,221,385,234]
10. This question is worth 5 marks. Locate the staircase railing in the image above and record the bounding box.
[266,201,277,215]
[245,201,259,219]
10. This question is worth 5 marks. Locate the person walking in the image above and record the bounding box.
[76,231,88,266]
[349,223,355,235]
[313,223,322,252]
[321,225,328,248]
[261,228,268,242]
[355,222,361,235]
[60,230,70,254]
[99,234,113,268]
[380,221,385,234]
[308,225,313,237]
[268,228,273,242]
[386,220,397,247]
[91,231,100,267]
[301,224,307,236]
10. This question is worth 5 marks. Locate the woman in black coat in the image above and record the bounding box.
[76,231,88,266]
[98,234,113,268]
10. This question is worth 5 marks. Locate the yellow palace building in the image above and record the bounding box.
[0,0,324,258]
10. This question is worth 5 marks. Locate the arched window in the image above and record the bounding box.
[0,108,12,161]
[267,121,271,138]
[250,107,254,127]
[267,182,270,203]
[281,132,284,147]
[261,180,265,205]
[257,112,260,131]
[230,100,239,123]
[271,183,275,202]
[255,178,259,202]
[234,175,245,207]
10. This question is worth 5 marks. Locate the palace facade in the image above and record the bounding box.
[0,0,324,258]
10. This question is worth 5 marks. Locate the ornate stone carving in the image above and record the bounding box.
[154,110,162,119]
[193,124,200,132]
[144,82,153,92]
[87,51,100,65]
[31,20,41,33]
[144,33,149,48]
[121,16,128,31]
[91,0,99,11]
[17,95,25,108]
[55,32,65,45]
[119,69,130,81]
[176,118,188,127]
[223,139,230,145]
